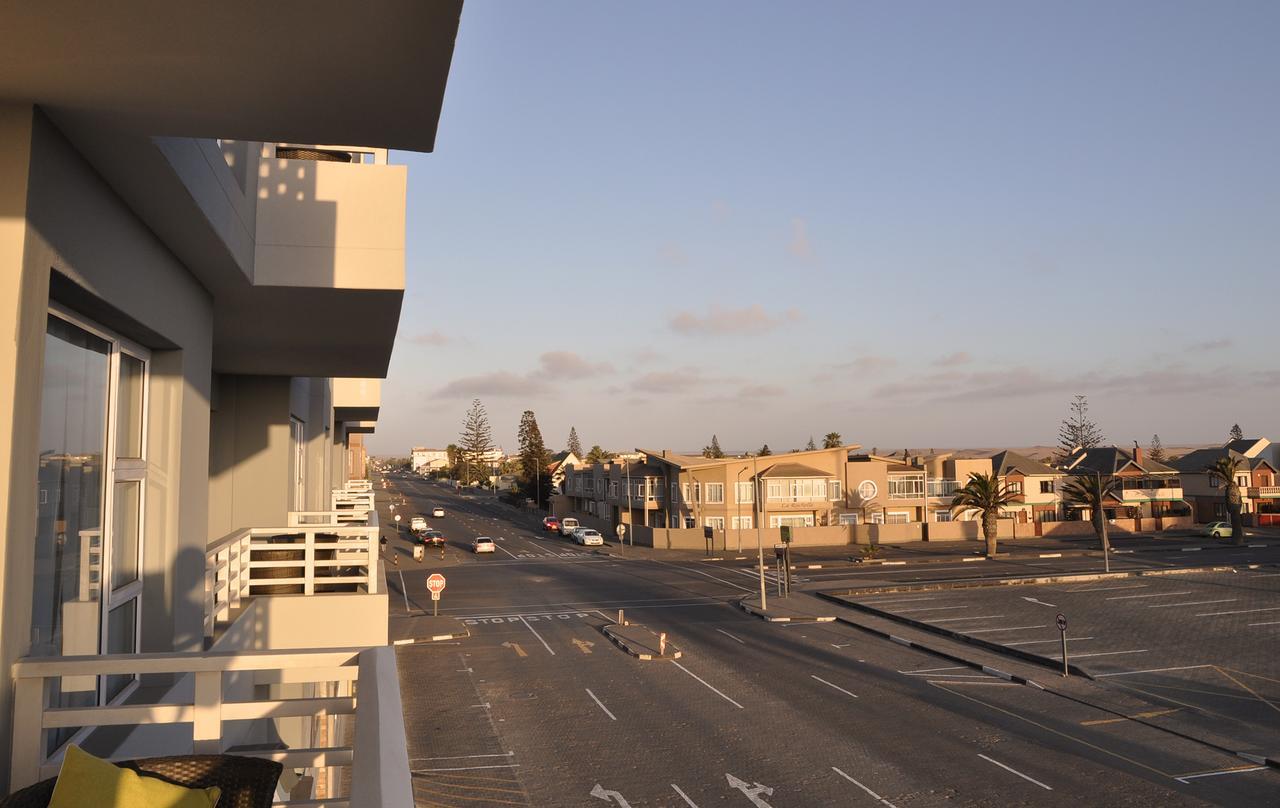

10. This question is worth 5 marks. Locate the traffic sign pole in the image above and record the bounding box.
[1056,613,1069,677]
[427,573,447,618]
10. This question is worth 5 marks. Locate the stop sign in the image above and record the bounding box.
[427,573,447,594]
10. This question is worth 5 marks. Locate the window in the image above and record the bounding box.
[887,476,924,498]
[870,512,885,524]
[735,481,754,504]
[684,516,696,528]
[1237,475,1251,489]
[693,482,701,503]
[1210,476,1220,488]
[828,480,842,501]
[705,483,724,504]
[838,513,860,526]
[1039,480,1054,494]
[704,517,725,531]
[770,514,815,528]
[609,481,618,498]
[1005,480,1023,495]
[732,516,753,530]
[681,483,690,503]
[289,417,306,510]
[885,511,910,524]
[856,480,878,500]
[672,482,680,502]
[933,511,952,522]
[1214,503,1225,517]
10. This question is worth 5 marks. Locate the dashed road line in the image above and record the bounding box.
[671,784,700,807]
[518,615,555,655]
[1105,591,1192,600]
[831,766,899,807]
[586,688,617,721]
[716,628,745,644]
[977,754,1052,790]
[811,675,858,698]
[672,661,744,709]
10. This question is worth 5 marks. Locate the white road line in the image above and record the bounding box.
[1248,620,1280,626]
[894,606,972,614]
[860,596,939,604]
[492,541,522,560]
[929,615,1007,623]
[1049,649,1148,659]
[410,752,515,762]
[831,766,899,807]
[648,559,754,592]
[1197,606,1280,617]
[1069,584,1148,592]
[811,675,858,698]
[977,754,1052,790]
[671,784,700,807]
[412,763,521,772]
[1175,766,1267,783]
[672,661,744,709]
[586,688,616,721]
[716,628,745,644]
[898,666,966,674]
[1147,599,1237,608]
[1093,665,1212,678]
[518,615,556,655]
[1007,637,1094,646]
[1105,591,1193,600]
[964,625,1048,634]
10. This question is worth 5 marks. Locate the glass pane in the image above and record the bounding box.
[104,600,137,702]
[111,480,141,591]
[115,354,144,458]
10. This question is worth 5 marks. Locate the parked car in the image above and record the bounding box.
[573,528,604,546]
[1202,521,1233,538]
[472,536,496,554]
[543,516,561,532]
[409,516,428,534]
[432,506,446,518]
[423,529,446,547]
[559,517,580,537]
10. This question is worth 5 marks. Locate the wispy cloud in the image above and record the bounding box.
[431,351,612,398]
[932,351,972,367]
[669,305,803,336]
[833,356,897,374]
[657,242,688,265]
[630,368,706,394]
[411,330,454,346]
[537,351,613,379]
[1188,338,1232,352]
[787,217,814,260]
[737,383,785,399]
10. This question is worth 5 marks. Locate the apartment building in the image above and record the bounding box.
[411,446,449,473]
[1170,439,1279,524]
[1063,445,1189,521]
[0,2,462,802]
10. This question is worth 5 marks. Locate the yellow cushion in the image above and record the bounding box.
[49,745,221,808]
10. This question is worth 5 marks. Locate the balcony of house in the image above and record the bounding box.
[765,478,839,510]
[1248,486,1280,499]
[333,378,381,424]
[925,479,962,499]
[1117,477,1183,502]
[9,481,407,805]
[885,475,926,501]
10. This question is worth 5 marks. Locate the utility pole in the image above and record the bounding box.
[754,455,766,610]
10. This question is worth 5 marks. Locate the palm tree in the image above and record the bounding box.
[1205,456,1246,545]
[950,472,1017,557]
[1061,474,1120,554]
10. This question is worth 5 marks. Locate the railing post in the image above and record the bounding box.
[304,530,315,596]
[192,669,222,754]
[10,675,45,789]
[366,528,380,593]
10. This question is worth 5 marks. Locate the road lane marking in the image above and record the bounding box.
[1094,665,1213,678]
[411,752,515,761]
[1007,637,1093,646]
[811,675,858,698]
[859,596,939,604]
[894,606,972,614]
[725,774,774,807]
[586,688,616,721]
[573,638,595,654]
[716,628,745,644]
[831,766,899,807]
[965,625,1048,634]
[492,541,522,560]
[1197,606,1280,617]
[1021,596,1058,607]
[1049,649,1148,659]
[413,763,521,772]
[671,784,700,807]
[647,559,754,592]
[928,615,1006,623]
[899,666,966,674]
[977,754,1052,790]
[1248,620,1280,626]
[672,661,744,709]
[1175,766,1266,783]
[590,783,633,806]
[1068,584,1147,592]
[501,641,527,658]
[1147,599,1237,608]
[1105,591,1193,600]
[1081,708,1180,725]
[518,616,555,655]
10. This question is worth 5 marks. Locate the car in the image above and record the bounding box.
[472,536,496,554]
[432,506,446,518]
[558,517,580,537]
[409,516,428,535]
[423,529,446,547]
[1202,521,1233,538]
[543,516,561,532]
[573,528,603,546]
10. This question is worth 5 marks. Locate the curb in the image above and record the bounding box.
[601,624,682,661]
[737,600,836,623]
[392,626,471,645]
[823,564,1246,599]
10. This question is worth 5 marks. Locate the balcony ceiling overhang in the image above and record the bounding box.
[0,0,462,152]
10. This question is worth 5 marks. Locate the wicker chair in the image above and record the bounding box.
[0,754,283,808]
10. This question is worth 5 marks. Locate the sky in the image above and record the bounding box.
[368,0,1280,456]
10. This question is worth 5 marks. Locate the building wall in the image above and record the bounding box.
[208,375,292,538]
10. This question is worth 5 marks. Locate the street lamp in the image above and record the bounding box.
[735,466,746,553]
[754,455,766,611]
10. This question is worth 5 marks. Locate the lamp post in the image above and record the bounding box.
[1098,468,1110,573]
[736,466,747,553]
[754,455,766,610]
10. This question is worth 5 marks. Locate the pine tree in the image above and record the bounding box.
[805,435,817,451]
[1230,423,1244,442]
[459,399,494,485]
[757,444,772,456]
[823,432,842,449]
[1148,434,1166,464]
[566,426,583,458]
[516,410,549,503]
[703,434,725,459]
[1057,395,1105,461]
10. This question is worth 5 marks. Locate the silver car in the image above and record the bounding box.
[573,528,604,546]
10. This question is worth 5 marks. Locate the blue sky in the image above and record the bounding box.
[369,0,1280,456]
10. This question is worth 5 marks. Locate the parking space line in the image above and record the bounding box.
[518,616,555,655]
[672,661,744,709]
[586,688,617,721]
[1248,620,1280,626]
[1147,599,1236,608]
[977,754,1052,790]
[1105,591,1192,600]
[894,606,971,614]
[860,596,939,604]
[831,766,899,807]
[1175,766,1267,783]
[965,625,1048,634]
[1007,637,1094,646]
[929,615,1006,623]
[1094,665,1212,678]
[716,628,745,644]
[1196,606,1280,617]
[1068,584,1148,592]
[811,675,858,698]
[671,783,700,807]
[1049,649,1149,660]
[898,666,966,674]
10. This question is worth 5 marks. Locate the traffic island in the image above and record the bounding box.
[391,614,471,646]
[739,594,837,623]
[601,622,681,660]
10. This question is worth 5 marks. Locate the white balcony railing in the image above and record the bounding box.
[331,488,375,518]
[1249,486,1280,498]
[9,645,412,807]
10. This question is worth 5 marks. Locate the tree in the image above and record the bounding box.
[1057,395,1105,460]
[1230,423,1244,442]
[566,426,583,458]
[1148,434,1166,464]
[822,432,842,449]
[950,472,1017,558]
[1206,456,1245,545]
[458,399,494,485]
[757,444,773,456]
[1061,474,1120,554]
[516,410,549,506]
[585,445,615,464]
[805,436,817,451]
[702,434,725,459]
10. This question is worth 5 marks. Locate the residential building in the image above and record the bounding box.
[987,450,1066,524]
[1063,445,1189,522]
[411,446,449,473]
[1170,440,1279,524]
[0,2,463,802]
[547,450,582,493]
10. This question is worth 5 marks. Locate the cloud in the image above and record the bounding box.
[411,330,453,346]
[537,351,613,379]
[431,372,550,399]
[1188,339,1232,352]
[737,384,785,399]
[630,349,663,366]
[630,367,707,394]
[669,305,803,336]
[657,243,688,265]
[829,356,897,374]
[932,351,972,367]
[787,217,814,259]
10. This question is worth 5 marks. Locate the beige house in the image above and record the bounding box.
[1171,439,1278,524]
[0,2,463,802]
[1063,445,1188,523]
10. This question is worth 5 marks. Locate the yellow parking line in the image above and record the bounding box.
[1081,708,1180,726]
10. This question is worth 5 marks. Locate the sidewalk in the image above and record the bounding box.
[739,594,837,622]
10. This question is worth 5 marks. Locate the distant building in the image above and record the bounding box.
[1063,445,1189,521]
[1170,439,1278,524]
[411,447,449,472]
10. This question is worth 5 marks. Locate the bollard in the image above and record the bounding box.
[617,609,625,626]
[392,554,399,566]
[659,632,667,656]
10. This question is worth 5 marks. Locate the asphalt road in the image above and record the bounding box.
[377,474,1280,807]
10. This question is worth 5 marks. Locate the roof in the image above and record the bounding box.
[759,462,833,479]
[848,454,924,473]
[1225,438,1270,458]
[990,450,1060,477]
[1065,446,1178,476]
[640,444,863,471]
[1170,448,1263,474]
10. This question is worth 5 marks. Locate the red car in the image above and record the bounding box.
[542,516,560,532]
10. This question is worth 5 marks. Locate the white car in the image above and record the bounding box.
[409,516,428,534]
[472,536,495,554]
[432,506,445,518]
[1202,521,1233,538]
[574,528,603,546]
[558,517,580,537]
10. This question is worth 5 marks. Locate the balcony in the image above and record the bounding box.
[1119,486,1184,502]
[333,378,382,424]
[1248,486,1280,499]
[926,479,962,499]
